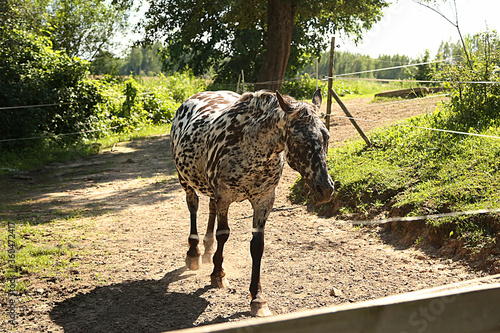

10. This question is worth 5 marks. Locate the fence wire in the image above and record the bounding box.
[0,126,120,143]
[330,58,452,78]
[324,92,500,141]
[348,208,500,226]
[0,102,73,111]
[324,76,500,85]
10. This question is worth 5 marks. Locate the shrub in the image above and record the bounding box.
[435,30,500,132]
[0,29,102,148]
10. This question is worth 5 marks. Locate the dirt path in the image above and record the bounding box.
[0,95,489,332]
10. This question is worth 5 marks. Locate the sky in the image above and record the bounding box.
[122,0,500,59]
[337,0,500,58]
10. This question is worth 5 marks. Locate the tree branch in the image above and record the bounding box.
[412,0,473,69]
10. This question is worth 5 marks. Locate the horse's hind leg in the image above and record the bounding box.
[185,186,202,270]
[210,199,230,288]
[202,198,216,263]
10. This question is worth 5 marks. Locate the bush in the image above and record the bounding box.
[436,30,500,133]
[281,74,327,99]
[0,28,102,148]
[96,73,207,134]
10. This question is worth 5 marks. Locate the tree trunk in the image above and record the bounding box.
[255,0,296,92]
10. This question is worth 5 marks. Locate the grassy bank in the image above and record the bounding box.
[292,99,500,268]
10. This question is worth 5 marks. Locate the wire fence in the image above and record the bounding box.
[348,208,500,226]
[325,76,500,85]
[1,61,499,232]
[0,126,120,143]
[330,58,452,78]
[1,57,499,144]
[0,102,73,111]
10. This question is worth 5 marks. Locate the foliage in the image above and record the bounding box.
[302,50,414,80]
[0,2,207,170]
[91,44,165,77]
[0,72,208,173]
[436,30,500,131]
[411,49,437,84]
[0,28,103,148]
[140,0,389,84]
[90,50,125,76]
[7,0,130,60]
[280,74,328,100]
[119,44,163,76]
[87,73,206,137]
[436,38,465,63]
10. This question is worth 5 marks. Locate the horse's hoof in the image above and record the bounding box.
[211,275,229,288]
[250,299,272,317]
[185,255,202,271]
[202,252,213,264]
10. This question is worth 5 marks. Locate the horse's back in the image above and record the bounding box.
[171,91,240,145]
[171,91,241,195]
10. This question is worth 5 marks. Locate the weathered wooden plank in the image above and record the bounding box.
[169,274,500,333]
[375,87,430,98]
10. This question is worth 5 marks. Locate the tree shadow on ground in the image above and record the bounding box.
[50,267,213,333]
[0,135,180,227]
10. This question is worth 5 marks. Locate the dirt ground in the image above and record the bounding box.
[0,95,492,332]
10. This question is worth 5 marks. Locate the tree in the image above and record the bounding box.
[119,44,164,76]
[90,50,124,75]
[413,49,435,83]
[7,0,131,60]
[141,0,389,91]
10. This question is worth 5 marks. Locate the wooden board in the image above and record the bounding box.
[375,87,430,98]
[168,274,500,333]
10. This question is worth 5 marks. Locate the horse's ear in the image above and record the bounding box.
[276,91,293,114]
[312,89,322,108]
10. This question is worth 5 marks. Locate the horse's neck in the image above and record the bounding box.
[242,108,286,154]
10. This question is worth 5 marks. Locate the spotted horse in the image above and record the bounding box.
[170,89,334,317]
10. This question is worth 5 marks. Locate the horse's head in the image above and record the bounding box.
[277,90,334,203]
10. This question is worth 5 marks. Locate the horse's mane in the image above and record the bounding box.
[237,90,313,113]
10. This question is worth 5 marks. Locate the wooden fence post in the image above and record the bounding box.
[325,37,335,130]
[330,88,372,147]
[325,36,372,147]
[241,70,246,93]
[315,57,319,91]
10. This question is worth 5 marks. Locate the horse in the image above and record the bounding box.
[170,89,334,316]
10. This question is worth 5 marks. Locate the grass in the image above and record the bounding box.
[92,123,171,149]
[0,123,171,175]
[1,222,83,292]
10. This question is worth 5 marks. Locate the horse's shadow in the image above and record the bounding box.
[50,267,212,333]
